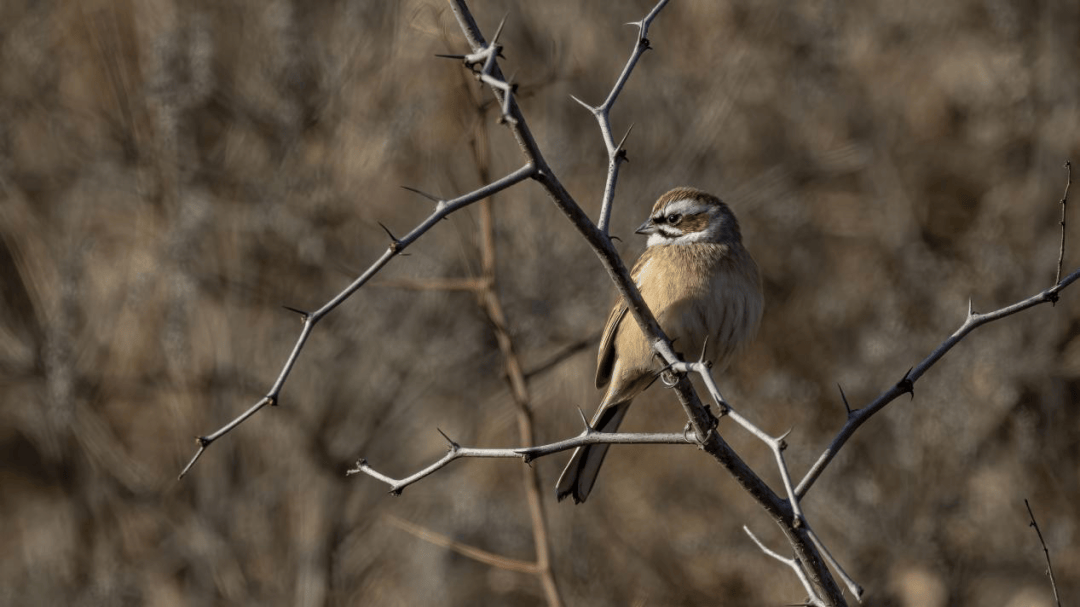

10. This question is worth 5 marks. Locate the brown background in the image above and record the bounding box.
[2,0,1079,605]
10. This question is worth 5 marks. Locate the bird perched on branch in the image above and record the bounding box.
[556,187,763,504]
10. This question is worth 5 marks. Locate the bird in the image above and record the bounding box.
[555,187,763,504]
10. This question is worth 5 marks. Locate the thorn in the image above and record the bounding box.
[610,235,623,244]
[434,53,468,60]
[777,425,795,444]
[378,222,403,253]
[698,335,710,364]
[837,383,852,416]
[576,407,593,432]
[400,185,443,205]
[569,94,597,114]
[897,367,915,400]
[281,305,309,320]
[490,12,509,45]
[436,427,459,450]
[967,297,975,320]
[617,122,630,151]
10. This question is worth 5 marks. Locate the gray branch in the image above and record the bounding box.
[445,2,845,603]
[178,163,536,479]
[743,526,823,607]
[796,266,1080,499]
[570,0,669,233]
[348,430,693,495]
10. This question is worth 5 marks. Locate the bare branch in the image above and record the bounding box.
[796,266,1080,498]
[1055,160,1072,288]
[177,162,536,479]
[348,430,693,495]
[1024,499,1062,607]
[385,514,540,575]
[743,526,824,607]
[444,3,844,602]
[570,0,670,234]
[807,528,864,602]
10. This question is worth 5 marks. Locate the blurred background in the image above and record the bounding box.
[1,0,1078,605]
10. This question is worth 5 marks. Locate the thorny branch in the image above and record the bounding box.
[795,265,1080,500]
[178,162,536,479]
[348,429,693,495]
[1024,499,1063,607]
[743,526,822,607]
[444,1,844,603]
[570,0,669,234]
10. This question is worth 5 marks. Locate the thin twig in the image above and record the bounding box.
[806,528,863,602]
[797,266,1080,498]
[348,429,693,494]
[470,90,563,605]
[1024,499,1062,607]
[177,162,536,479]
[1056,160,1071,287]
[385,514,540,575]
[670,357,862,599]
[570,0,670,234]
[743,526,824,607]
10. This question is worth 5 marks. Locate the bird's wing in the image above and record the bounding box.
[595,252,653,389]
[594,302,628,390]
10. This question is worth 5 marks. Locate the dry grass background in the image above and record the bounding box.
[2,0,1079,605]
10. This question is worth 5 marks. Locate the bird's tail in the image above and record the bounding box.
[554,401,632,504]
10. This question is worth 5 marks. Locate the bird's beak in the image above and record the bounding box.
[635,218,658,235]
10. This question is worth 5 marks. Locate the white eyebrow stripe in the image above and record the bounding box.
[661,198,708,217]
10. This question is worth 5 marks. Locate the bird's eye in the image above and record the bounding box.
[665,213,682,224]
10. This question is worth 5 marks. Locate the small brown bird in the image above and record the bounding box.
[555,187,763,504]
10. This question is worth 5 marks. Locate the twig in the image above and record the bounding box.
[797,266,1080,498]
[348,429,693,494]
[385,514,540,575]
[470,88,563,605]
[806,528,863,602]
[1056,160,1071,288]
[743,526,823,607]
[570,0,669,234]
[177,162,536,479]
[670,357,863,600]
[1024,499,1062,607]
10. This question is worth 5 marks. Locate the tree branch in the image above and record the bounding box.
[385,514,540,575]
[796,267,1080,499]
[348,429,693,495]
[178,162,536,479]
[444,2,844,602]
[1055,161,1071,288]
[570,0,669,233]
[743,526,823,607]
[1024,499,1062,607]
